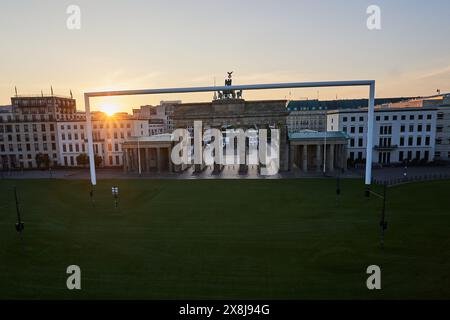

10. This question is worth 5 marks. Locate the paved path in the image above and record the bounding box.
[2,165,450,182]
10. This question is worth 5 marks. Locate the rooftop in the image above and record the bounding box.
[289,130,350,140]
[127,133,174,143]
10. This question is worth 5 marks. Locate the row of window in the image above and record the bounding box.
[0,123,55,133]
[0,142,57,153]
[0,133,56,143]
[342,113,433,122]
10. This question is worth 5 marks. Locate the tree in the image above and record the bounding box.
[94,155,102,168]
[35,153,50,169]
[76,153,89,167]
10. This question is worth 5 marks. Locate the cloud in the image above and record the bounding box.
[416,66,450,80]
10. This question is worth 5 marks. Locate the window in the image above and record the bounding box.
[400,125,405,133]
[418,115,423,120]
[427,114,432,120]
[410,115,414,120]
[350,127,355,134]
[399,151,404,162]
[401,115,406,120]
[409,125,414,132]
[400,137,405,146]
[359,127,363,133]
[393,116,398,121]
[408,137,413,146]
[426,124,431,132]
[359,116,364,122]
[418,125,422,132]
[384,116,389,121]
[376,116,380,121]
[417,137,422,146]
[438,113,444,120]
[425,137,430,146]
[358,138,363,147]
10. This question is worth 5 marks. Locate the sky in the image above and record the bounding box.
[1,0,449,113]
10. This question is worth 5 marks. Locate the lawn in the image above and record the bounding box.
[0,178,449,299]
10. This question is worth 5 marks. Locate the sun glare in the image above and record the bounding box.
[100,103,119,116]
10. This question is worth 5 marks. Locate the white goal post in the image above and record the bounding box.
[84,80,376,195]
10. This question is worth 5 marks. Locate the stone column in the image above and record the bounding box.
[168,146,174,173]
[316,144,322,172]
[302,144,308,172]
[123,149,128,173]
[343,144,348,170]
[289,144,295,171]
[145,148,150,172]
[238,140,248,174]
[328,144,334,172]
[156,147,161,173]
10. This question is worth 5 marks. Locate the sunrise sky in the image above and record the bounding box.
[1,0,449,113]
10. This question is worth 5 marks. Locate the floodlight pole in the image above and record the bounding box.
[137,136,142,176]
[365,81,376,197]
[85,93,97,186]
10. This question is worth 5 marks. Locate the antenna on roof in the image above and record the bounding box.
[437,89,441,95]
[41,90,44,97]
[213,77,217,100]
[70,89,73,99]
[14,86,18,97]
[50,86,54,96]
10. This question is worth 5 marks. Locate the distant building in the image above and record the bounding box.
[0,95,76,169]
[133,100,181,135]
[327,106,437,165]
[57,112,148,167]
[0,93,148,169]
[382,94,450,162]
[287,101,327,132]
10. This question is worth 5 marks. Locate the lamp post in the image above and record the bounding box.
[14,187,24,234]
[137,136,142,176]
[112,186,119,208]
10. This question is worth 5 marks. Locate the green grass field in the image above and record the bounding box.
[0,178,449,299]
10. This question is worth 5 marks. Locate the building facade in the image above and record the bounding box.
[132,100,181,136]
[327,106,437,165]
[57,112,148,167]
[287,101,327,133]
[0,95,76,169]
[379,94,450,162]
[0,94,148,169]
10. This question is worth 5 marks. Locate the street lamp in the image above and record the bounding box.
[137,136,142,176]
[112,186,119,208]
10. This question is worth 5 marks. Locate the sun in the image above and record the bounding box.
[100,103,119,116]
